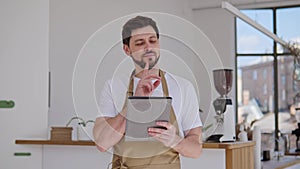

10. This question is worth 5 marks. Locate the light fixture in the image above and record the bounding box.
[222,1,288,47]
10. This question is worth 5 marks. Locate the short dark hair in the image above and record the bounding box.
[122,16,159,46]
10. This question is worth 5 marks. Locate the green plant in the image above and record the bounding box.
[286,41,300,58]
[66,116,95,127]
[202,123,213,132]
[78,120,95,127]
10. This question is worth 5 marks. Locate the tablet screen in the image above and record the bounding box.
[125,96,172,141]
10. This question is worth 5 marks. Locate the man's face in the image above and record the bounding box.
[124,26,160,69]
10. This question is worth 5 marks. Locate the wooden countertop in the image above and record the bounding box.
[16,139,255,149]
[15,140,95,146]
[203,141,255,149]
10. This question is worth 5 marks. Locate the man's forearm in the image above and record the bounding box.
[173,127,202,158]
[93,111,126,152]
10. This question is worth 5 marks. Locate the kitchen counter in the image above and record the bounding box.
[182,141,255,169]
[16,139,254,148]
[15,140,95,146]
[203,141,255,149]
[16,140,255,169]
[204,141,255,169]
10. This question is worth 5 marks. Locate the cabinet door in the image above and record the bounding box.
[181,149,226,169]
[43,146,112,169]
[0,1,49,168]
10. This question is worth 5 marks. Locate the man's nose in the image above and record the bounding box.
[144,41,152,51]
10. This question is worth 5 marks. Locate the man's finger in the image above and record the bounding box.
[148,128,166,135]
[156,121,172,130]
[144,61,149,70]
[153,80,161,89]
[142,61,150,77]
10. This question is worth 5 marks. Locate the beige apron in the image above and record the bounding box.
[111,70,181,169]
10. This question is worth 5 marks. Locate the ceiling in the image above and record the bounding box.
[190,0,300,10]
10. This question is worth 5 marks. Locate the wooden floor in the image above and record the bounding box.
[284,163,300,169]
[261,156,300,169]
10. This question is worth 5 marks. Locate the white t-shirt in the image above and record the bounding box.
[98,72,202,137]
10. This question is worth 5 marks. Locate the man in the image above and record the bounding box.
[93,15,202,169]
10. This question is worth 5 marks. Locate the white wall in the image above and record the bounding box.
[2,0,295,168]
[0,0,49,168]
[191,8,236,124]
[49,1,203,168]
[48,0,237,140]
[49,0,236,168]
[49,0,235,128]
[49,0,190,126]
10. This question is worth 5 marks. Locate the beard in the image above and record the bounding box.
[131,51,160,69]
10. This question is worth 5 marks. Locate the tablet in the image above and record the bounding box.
[125,96,172,141]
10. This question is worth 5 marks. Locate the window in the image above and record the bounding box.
[236,6,300,154]
[263,69,267,79]
[263,84,267,95]
[236,10,273,54]
[253,70,257,80]
[282,89,286,101]
[281,75,286,85]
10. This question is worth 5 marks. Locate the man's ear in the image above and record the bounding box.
[123,44,131,56]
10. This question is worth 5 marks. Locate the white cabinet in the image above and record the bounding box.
[15,141,254,168]
[0,0,49,168]
[43,146,225,169]
[43,146,112,169]
[181,149,226,169]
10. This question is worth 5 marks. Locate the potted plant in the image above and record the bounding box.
[286,41,300,81]
[66,116,95,140]
[286,41,300,123]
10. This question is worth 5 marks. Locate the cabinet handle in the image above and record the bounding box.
[14,152,31,156]
[0,100,15,108]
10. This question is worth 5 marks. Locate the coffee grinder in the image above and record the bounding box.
[206,69,236,142]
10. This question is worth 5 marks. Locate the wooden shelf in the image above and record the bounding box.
[15,140,95,146]
[203,141,255,149]
[16,139,254,149]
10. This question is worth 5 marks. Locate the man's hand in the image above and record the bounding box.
[148,121,182,148]
[134,62,161,96]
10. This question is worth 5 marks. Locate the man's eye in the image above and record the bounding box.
[135,42,144,46]
[150,40,157,43]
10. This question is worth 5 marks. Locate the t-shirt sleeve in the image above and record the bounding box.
[181,82,203,132]
[97,80,118,118]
